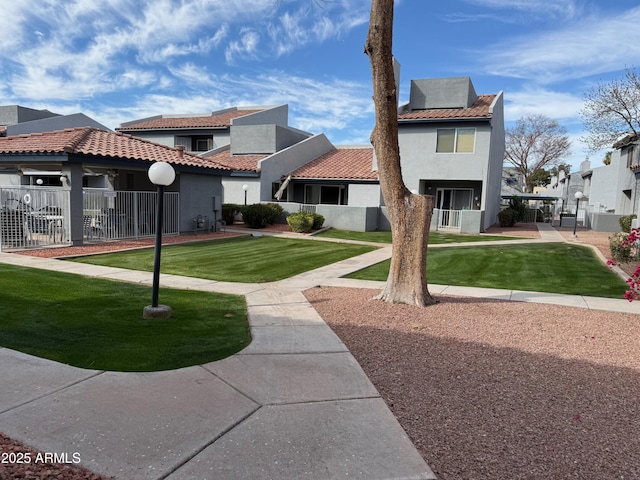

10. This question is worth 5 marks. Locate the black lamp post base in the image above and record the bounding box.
[143,305,173,319]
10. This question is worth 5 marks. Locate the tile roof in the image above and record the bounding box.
[398,94,496,121]
[204,148,266,172]
[289,148,377,180]
[116,109,262,131]
[0,128,231,171]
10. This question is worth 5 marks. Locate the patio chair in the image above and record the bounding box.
[83,215,104,241]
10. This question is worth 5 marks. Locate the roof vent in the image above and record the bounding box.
[176,145,185,158]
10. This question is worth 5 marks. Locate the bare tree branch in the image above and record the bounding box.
[505,114,571,192]
[581,68,640,151]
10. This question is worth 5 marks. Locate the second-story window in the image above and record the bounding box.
[436,128,475,153]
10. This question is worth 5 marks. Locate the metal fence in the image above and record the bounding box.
[82,189,179,241]
[436,209,461,231]
[0,187,71,251]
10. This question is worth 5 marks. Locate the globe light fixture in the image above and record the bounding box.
[573,191,583,237]
[144,162,176,319]
[242,183,249,205]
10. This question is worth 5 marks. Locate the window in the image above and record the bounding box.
[627,146,635,168]
[304,184,345,205]
[192,136,213,152]
[436,128,475,153]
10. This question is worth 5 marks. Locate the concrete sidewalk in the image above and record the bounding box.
[0,248,434,480]
[0,224,637,479]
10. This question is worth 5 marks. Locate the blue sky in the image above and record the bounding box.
[2,0,640,169]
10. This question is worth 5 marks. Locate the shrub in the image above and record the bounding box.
[310,213,325,230]
[241,203,273,229]
[221,203,242,226]
[264,203,284,225]
[497,209,517,227]
[508,196,528,223]
[286,212,314,233]
[619,214,637,233]
[609,231,636,263]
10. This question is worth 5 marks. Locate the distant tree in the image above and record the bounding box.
[549,163,572,177]
[365,0,437,307]
[528,168,551,189]
[603,151,612,165]
[581,68,640,152]
[504,114,571,193]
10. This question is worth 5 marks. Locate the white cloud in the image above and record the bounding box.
[225,29,261,63]
[503,87,584,123]
[465,0,583,19]
[481,6,640,83]
[0,2,31,51]
[0,0,374,143]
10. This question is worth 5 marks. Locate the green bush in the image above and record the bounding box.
[619,214,637,233]
[310,213,325,230]
[609,232,634,263]
[221,203,242,226]
[264,203,284,224]
[241,203,273,229]
[286,212,314,233]
[508,196,528,223]
[498,209,517,227]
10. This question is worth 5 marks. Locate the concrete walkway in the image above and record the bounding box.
[0,224,638,480]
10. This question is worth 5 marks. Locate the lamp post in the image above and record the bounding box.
[573,191,583,237]
[143,162,176,319]
[242,184,249,205]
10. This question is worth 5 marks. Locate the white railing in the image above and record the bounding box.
[0,187,70,251]
[299,204,317,214]
[437,209,461,231]
[83,189,179,241]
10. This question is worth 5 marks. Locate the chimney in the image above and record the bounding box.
[176,145,185,158]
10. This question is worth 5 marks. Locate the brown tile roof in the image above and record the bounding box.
[0,128,231,171]
[289,148,377,180]
[398,94,496,121]
[116,109,262,131]
[204,148,266,172]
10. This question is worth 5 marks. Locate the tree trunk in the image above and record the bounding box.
[365,0,437,307]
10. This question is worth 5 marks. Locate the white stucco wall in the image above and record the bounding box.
[588,164,618,212]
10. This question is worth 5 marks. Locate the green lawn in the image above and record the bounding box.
[71,236,376,283]
[0,265,250,371]
[315,228,523,244]
[347,243,629,298]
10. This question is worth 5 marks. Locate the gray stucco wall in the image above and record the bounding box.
[483,92,505,230]
[614,146,640,215]
[398,121,494,188]
[460,209,483,234]
[222,177,261,206]
[259,134,335,202]
[315,205,379,231]
[177,173,224,232]
[232,105,288,127]
[408,77,477,110]
[277,202,379,231]
[348,183,381,207]
[589,213,624,232]
[396,91,504,232]
[231,125,310,155]
[0,105,59,126]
